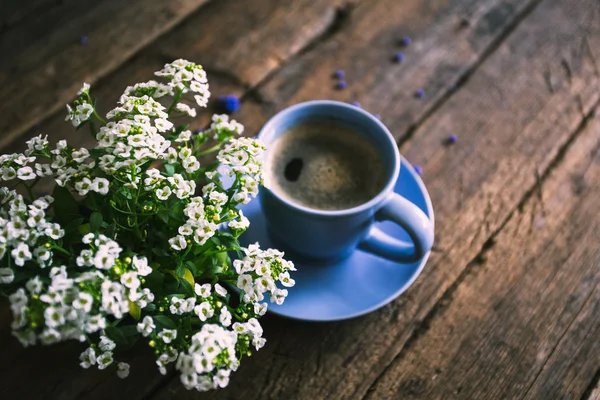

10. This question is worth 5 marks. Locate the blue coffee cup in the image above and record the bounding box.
[258,100,434,263]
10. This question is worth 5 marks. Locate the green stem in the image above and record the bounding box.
[167,90,183,115]
[51,245,72,257]
[197,143,223,156]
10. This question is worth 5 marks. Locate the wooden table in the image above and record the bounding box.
[1,0,599,399]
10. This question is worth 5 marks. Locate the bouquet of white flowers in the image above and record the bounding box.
[0,59,295,391]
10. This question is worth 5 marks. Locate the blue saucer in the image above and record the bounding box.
[237,157,434,321]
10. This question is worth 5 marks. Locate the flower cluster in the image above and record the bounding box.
[234,243,296,305]
[0,60,294,391]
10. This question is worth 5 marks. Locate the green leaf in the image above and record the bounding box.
[153,315,177,329]
[78,223,91,235]
[120,325,139,337]
[51,185,79,227]
[179,278,194,296]
[165,164,175,176]
[90,212,103,233]
[157,212,170,224]
[105,326,128,346]
[128,300,141,321]
[175,263,186,278]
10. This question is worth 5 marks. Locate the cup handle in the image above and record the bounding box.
[358,192,434,263]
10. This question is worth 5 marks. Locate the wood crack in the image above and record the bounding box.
[397,0,544,147]
[240,1,357,106]
[521,281,600,400]
[360,95,600,400]
[582,366,600,400]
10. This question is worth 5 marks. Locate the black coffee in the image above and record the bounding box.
[265,121,386,210]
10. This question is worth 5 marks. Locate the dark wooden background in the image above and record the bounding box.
[1,0,599,399]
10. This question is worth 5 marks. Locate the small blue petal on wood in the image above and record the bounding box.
[448,134,458,144]
[415,88,425,99]
[336,80,347,90]
[400,36,412,46]
[394,52,405,63]
[194,129,203,135]
[217,95,241,113]
[373,113,381,120]
[334,70,345,79]
[414,165,423,175]
[351,101,361,108]
[80,36,89,45]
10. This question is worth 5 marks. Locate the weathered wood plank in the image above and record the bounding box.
[365,113,600,399]
[588,381,600,400]
[0,0,353,399]
[147,0,599,398]
[0,0,349,194]
[0,0,212,150]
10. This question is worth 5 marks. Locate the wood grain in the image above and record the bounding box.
[146,0,600,398]
[0,0,211,150]
[365,112,600,399]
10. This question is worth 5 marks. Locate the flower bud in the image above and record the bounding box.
[149,340,156,348]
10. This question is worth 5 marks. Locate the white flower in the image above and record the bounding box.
[194,283,211,298]
[236,274,252,292]
[117,362,130,379]
[92,178,110,195]
[194,302,214,322]
[94,248,115,270]
[99,335,116,352]
[165,148,178,163]
[25,276,43,293]
[183,156,200,173]
[170,297,185,314]
[219,307,232,327]
[120,271,140,290]
[213,369,231,388]
[74,177,92,196]
[44,223,65,240]
[195,94,209,108]
[175,130,192,142]
[155,118,173,132]
[2,167,16,180]
[169,235,187,251]
[82,233,95,244]
[73,292,94,312]
[131,287,154,308]
[71,148,90,163]
[279,271,295,287]
[80,347,96,369]
[35,163,53,177]
[85,315,106,333]
[183,297,196,313]
[132,256,152,276]
[137,316,155,337]
[271,288,288,305]
[229,211,249,230]
[209,191,228,206]
[156,186,172,200]
[158,329,177,343]
[0,268,14,284]
[78,83,90,95]
[214,283,227,297]
[97,351,114,370]
[252,336,267,350]
[44,306,66,328]
[76,249,94,267]
[11,243,32,266]
[254,302,268,316]
[17,166,36,180]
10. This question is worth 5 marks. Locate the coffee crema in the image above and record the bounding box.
[264,121,386,211]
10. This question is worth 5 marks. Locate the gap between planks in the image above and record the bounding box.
[361,95,600,400]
